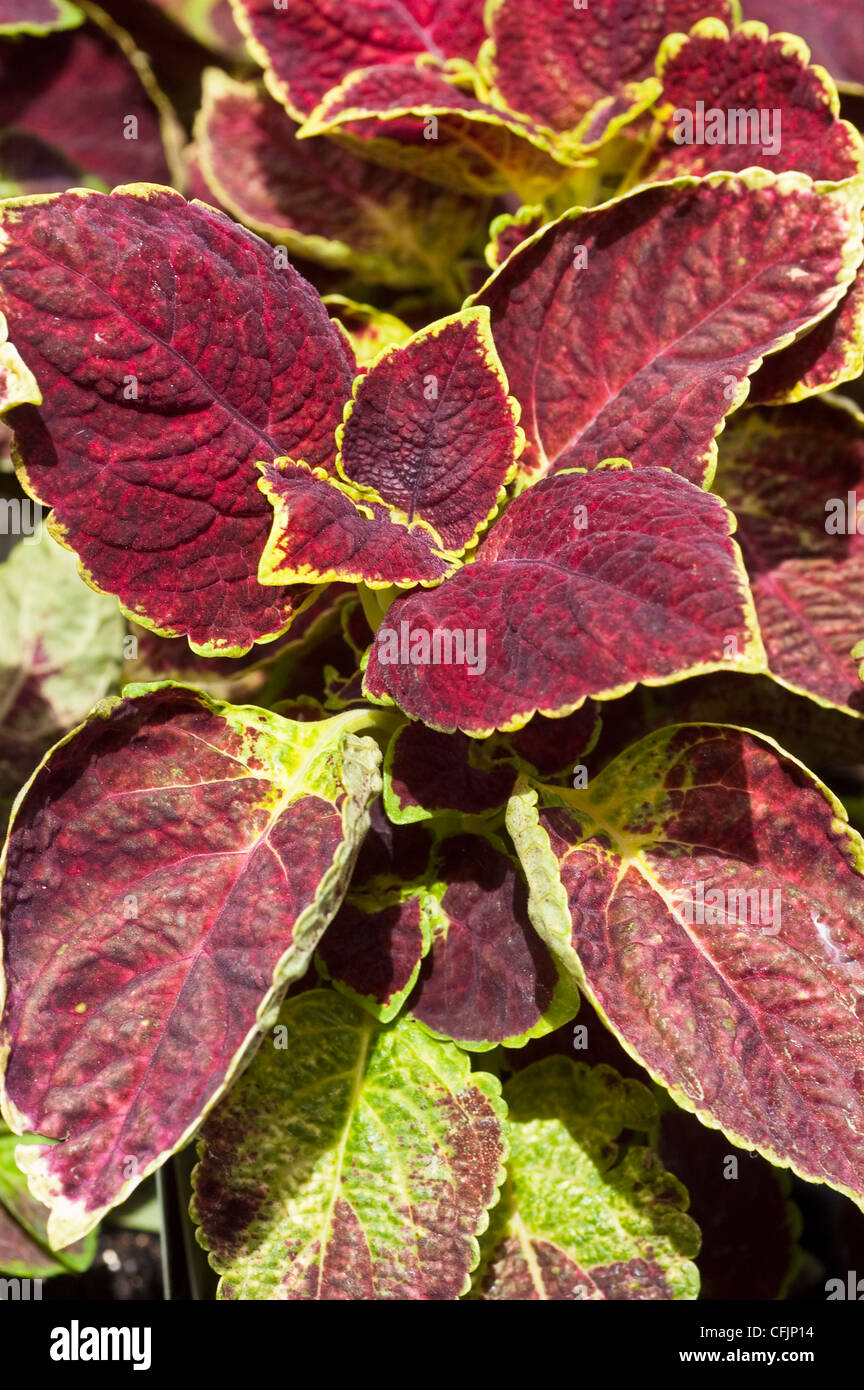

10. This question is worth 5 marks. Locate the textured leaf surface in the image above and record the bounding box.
[713,399,864,714]
[365,467,765,735]
[0,0,80,34]
[742,0,864,93]
[475,1058,700,1299]
[0,21,175,197]
[480,0,733,136]
[645,20,864,184]
[258,460,455,588]
[472,172,864,485]
[0,686,382,1245]
[195,71,482,289]
[234,0,485,118]
[337,309,521,553]
[507,723,864,1207]
[191,989,506,1298]
[410,833,579,1050]
[385,723,515,823]
[0,186,356,653]
[299,65,575,199]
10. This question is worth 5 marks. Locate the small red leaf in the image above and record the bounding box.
[258,459,455,588]
[298,64,575,199]
[410,833,579,1050]
[646,20,864,184]
[364,467,764,735]
[337,309,521,554]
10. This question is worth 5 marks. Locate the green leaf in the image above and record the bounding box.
[0,1132,97,1274]
[0,530,125,827]
[191,989,507,1299]
[474,1058,700,1299]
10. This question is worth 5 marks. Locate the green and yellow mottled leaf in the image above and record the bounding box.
[475,1057,700,1299]
[191,989,507,1299]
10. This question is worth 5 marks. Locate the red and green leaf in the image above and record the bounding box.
[749,271,864,405]
[472,172,864,486]
[479,0,734,140]
[336,308,522,554]
[194,70,483,291]
[364,467,765,736]
[0,1130,96,1276]
[0,185,357,654]
[191,989,507,1299]
[0,684,383,1246]
[257,460,456,588]
[474,1058,700,1300]
[323,297,414,369]
[232,0,486,119]
[507,723,864,1208]
[713,397,864,715]
[409,833,580,1050]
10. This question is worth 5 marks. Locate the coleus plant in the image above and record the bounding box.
[0,0,864,1301]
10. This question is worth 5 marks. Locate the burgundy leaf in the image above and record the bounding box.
[409,834,579,1049]
[472,172,864,485]
[233,0,486,118]
[508,723,864,1207]
[645,19,864,184]
[0,19,178,194]
[258,460,455,587]
[713,398,864,714]
[481,0,734,136]
[0,684,382,1245]
[364,467,764,735]
[195,70,483,288]
[742,0,864,94]
[336,308,522,554]
[0,186,356,654]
